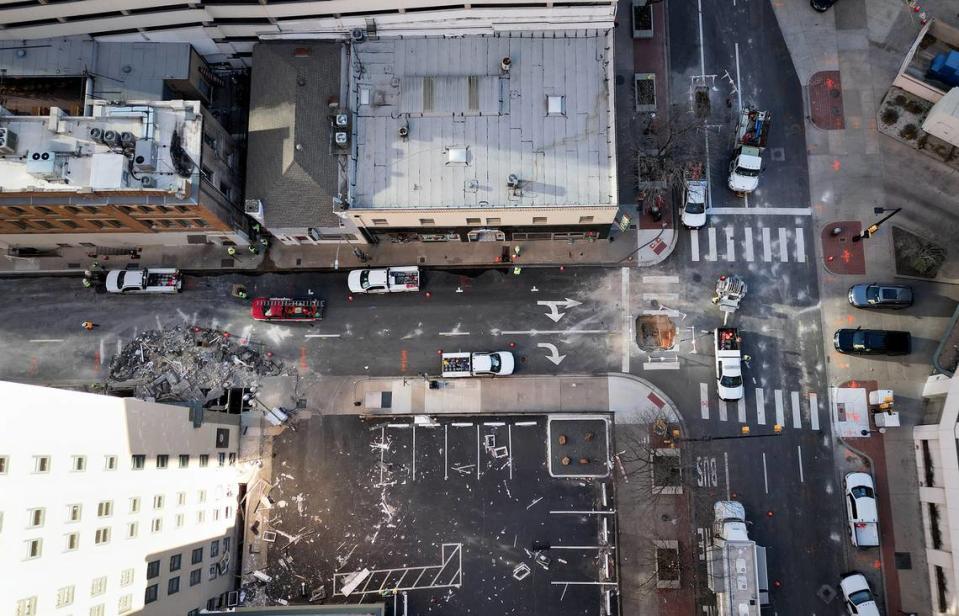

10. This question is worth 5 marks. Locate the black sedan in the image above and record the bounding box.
[834,328,911,356]
[847,283,913,309]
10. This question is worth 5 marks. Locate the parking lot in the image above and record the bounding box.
[263,413,617,615]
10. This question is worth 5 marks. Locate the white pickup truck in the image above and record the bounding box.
[845,472,880,548]
[348,266,420,294]
[714,327,744,401]
[441,352,515,378]
[105,268,182,294]
[728,107,771,194]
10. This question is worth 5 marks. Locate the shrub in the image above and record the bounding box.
[881,108,899,125]
[900,124,919,140]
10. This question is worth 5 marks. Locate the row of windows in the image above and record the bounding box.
[369,215,597,226]
[3,204,195,216]
[14,571,132,614]
[0,452,235,474]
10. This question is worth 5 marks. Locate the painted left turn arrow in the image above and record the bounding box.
[537,343,567,365]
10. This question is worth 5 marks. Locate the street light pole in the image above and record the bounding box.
[851,207,902,242]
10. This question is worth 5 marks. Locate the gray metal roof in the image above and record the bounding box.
[347,31,616,210]
[245,42,345,229]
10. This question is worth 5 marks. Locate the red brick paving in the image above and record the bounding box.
[822,221,866,275]
[809,71,845,130]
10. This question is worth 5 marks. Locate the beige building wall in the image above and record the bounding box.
[0,381,241,616]
[346,205,619,231]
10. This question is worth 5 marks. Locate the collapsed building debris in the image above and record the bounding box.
[109,326,291,403]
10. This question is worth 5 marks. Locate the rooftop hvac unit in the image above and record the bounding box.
[102,130,121,148]
[0,127,17,155]
[140,175,157,188]
[120,132,136,147]
[88,127,104,142]
[335,131,349,147]
[26,151,62,180]
[244,198,263,214]
[133,139,158,172]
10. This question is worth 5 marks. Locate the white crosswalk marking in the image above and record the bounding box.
[737,398,746,423]
[690,229,700,262]
[719,400,728,421]
[762,227,773,262]
[755,388,766,425]
[742,227,755,262]
[706,227,718,261]
[724,226,736,262]
[700,383,710,420]
[774,389,785,427]
[809,393,820,430]
[778,227,789,262]
[791,391,802,429]
[795,227,806,263]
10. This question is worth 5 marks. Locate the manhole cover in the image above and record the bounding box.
[769,147,785,162]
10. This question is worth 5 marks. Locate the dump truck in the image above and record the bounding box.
[105,268,182,294]
[727,107,771,194]
[707,501,770,616]
[714,327,744,401]
[441,352,515,377]
[348,266,420,294]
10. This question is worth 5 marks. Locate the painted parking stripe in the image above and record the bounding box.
[762,227,772,262]
[724,226,736,262]
[795,227,806,263]
[742,227,755,262]
[737,397,746,423]
[690,230,700,262]
[706,227,718,262]
[719,399,728,422]
[700,383,710,420]
[774,389,785,427]
[778,227,789,262]
[755,388,766,425]
[809,393,820,430]
[791,391,802,429]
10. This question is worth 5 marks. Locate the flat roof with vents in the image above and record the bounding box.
[347,31,617,210]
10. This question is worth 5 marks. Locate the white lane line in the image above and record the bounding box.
[508,424,514,480]
[697,0,707,77]
[690,229,701,262]
[774,390,785,427]
[706,227,718,261]
[778,227,789,262]
[700,383,710,420]
[809,393,820,431]
[791,391,802,429]
[710,207,813,216]
[499,329,609,335]
[795,226,807,263]
[743,227,755,262]
[444,424,448,480]
[412,424,416,481]
[621,267,630,374]
[797,446,805,483]
[719,399,728,422]
[762,227,773,262]
[642,293,679,302]
[755,388,766,425]
[476,425,481,480]
[737,398,746,423]
[642,275,681,284]
[734,42,743,111]
[724,226,736,262]
[762,452,769,494]
[451,422,474,427]
[439,331,470,337]
[643,361,681,370]
[305,333,341,338]
[724,451,731,501]
[29,339,64,343]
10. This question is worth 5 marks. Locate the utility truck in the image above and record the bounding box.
[707,501,770,616]
[714,327,745,401]
[441,352,515,377]
[348,266,420,294]
[105,268,182,294]
[727,107,771,194]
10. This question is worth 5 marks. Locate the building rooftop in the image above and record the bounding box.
[347,31,616,210]
[245,42,345,230]
[0,100,201,197]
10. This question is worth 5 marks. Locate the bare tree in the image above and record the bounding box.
[624,104,707,202]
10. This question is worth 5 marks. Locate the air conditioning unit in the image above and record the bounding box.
[88,127,104,143]
[244,198,265,224]
[335,131,349,147]
[0,127,19,154]
[140,175,157,188]
[26,151,62,179]
[133,139,158,172]
[335,113,349,127]
[102,130,121,148]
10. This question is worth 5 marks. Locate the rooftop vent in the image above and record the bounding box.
[507,174,521,188]
[446,146,469,166]
[398,125,409,139]
[501,57,512,73]
[351,28,366,43]
[335,113,349,127]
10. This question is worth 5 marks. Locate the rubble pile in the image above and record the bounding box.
[109,326,289,402]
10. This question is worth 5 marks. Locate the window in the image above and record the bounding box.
[371,219,389,226]
[104,455,117,470]
[33,456,50,473]
[94,527,111,545]
[147,560,160,579]
[15,597,37,616]
[177,491,187,506]
[129,497,140,513]
[229,453,237,465]
[547,94,566,116]
[153,494,165,510]
[201,164,214,180]
[533,217,548,224]
[67,504,81,522]
[24,538,41,559]
[90,604,105,616]
[176,513,185,528]
[97,500,113,517]
[209,564,219,581]
[151,518,162,533]
[179,454,190,468]
[199,454,209,468]
[197,510,205,523]
[198,490,207,503]
[579,216,594,224]
[170,553,182,571]
[446,146,469,165]
[466,217,481,225]
[203,133,218,150]
[0,455,8,473]
[211,540,220,558]
[126,522,138,538]
[118,594,132,614]
[192,547,204,564]
[90,576,107,597]
[144,584,158,604]
[65,532,79,551]
[120,568,135,587]
[486,218,501,225]
[419,218,436,225]
[167,576,180,595]
[218,452,226,467]
[131,454,145,470]
[56,585,75,608]
[207,599,217,611]
[190,568,202,586]
[223,536,231,552]
[27,507,44,528]
[156,454,169,469]
[214,508,220,521]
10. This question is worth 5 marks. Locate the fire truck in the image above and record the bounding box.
[250,298,325,322]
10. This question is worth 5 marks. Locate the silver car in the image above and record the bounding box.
[847,283,913,309]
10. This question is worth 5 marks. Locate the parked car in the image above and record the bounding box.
[833,328,911,356]
[839,572,881,616]
[847,283,913,310]
[681,179,709,229]
[844,472,879,548]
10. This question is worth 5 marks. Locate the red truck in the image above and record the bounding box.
[250,298,324,322]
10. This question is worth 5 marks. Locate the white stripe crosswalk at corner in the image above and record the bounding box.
[690,229,700,262]
[778,227,789,262]
[791,391,802,429]
[724,226,735,262]
[706,227,718,261]
[700,383,710,420]
[809,393,820,430]
[719,399,728,422]
[742,227,755,262]
[755,388,766,425]
[698,384,824,431]
[737,398,746,423]
[774,389,785,427]
[687,225,808,264]
[795,227,806,263]
[762,227,773,262]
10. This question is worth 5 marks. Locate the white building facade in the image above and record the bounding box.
[0,381,242,615]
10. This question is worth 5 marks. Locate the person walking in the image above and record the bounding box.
[81,321,98,331]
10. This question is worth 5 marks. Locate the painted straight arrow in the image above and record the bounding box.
[537,298,583,323]
[537,343,567,365]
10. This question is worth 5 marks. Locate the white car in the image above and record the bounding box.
[681,179,708,228]
[839,573,881,616]
[845,472,880,547]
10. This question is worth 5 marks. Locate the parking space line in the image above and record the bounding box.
[515,421,537,427]
[795,226,806,262]
[774,390,785,427]
[724,226,735,262]
[723,452,730,500]
[762,227,772,262]
[762,452,768,494]
[737,398,746,423]
[742,227,754,262]
[809,393,820,431]
[700,383,710,420]
[791,391,802,429]
[451,422,473,427]
[755,388,766,425]
[690,230,700,261]
[706,227,718,261]
[778,227,789,262]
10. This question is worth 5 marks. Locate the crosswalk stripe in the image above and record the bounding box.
[778,227,789,262]
[762,227,772,262]
[642,276,681,284]
[809,393,820,430]
[791,391,802,429]
[706,227,717,261]
[700,383,710,420]
[737,398,746,423]
[774,389,785,427]
[724,226,736,262]
[719,399,728,422]
[755,388,766,425]
[742,227,755,262]
[690,230,700,262]
[795,227,806,262]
